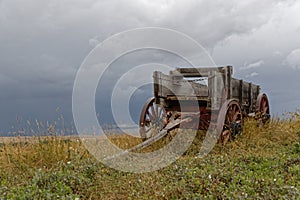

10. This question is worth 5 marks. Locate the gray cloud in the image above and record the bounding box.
[285,49,300,69]
[246,72,259,78]
[0,0,299,132]
[240,60,265,70]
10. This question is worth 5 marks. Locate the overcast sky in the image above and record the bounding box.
[0,0,300,133]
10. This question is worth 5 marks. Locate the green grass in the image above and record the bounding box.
[0,114,299,199]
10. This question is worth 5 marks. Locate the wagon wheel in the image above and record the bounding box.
[217,99,243,145]
[256,93,270,124]
[139,98,167,141]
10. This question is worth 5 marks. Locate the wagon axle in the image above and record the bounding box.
[262,114,271,123]
[229,122,243,138]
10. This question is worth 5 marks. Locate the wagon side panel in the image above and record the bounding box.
[153,71,208,100]
[231,78,260,113]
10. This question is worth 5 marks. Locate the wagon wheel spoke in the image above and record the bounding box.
[158,106,164,119]
[261,100,267,113]
[232,111,239,122]
[227,108,232,122]
[146,110,155,122]
[228,105,236,122]
[230,106,235,120]
[264,107,269,113]
[225,115,231,127]
[221,130,230,145]
[264,104,269,113]
[144,127,152,134]
[155,103,159,118]
[232,105,237,120]
[150,104,156,118]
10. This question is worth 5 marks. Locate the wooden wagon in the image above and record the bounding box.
[139,66,270,145]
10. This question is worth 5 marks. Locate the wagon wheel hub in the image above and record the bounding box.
[229,121,243,138]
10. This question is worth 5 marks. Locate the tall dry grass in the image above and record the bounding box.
[1,113,299,173]
[0,113,299,199]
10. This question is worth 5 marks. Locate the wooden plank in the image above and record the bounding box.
[166,96,209,101]
[224,66,232,99]
[153,71,173,98]
[171,66,232,77]
[208,70,224,110]
[248,83,253,111]
[231,78,239,97]
[239,79,243,104]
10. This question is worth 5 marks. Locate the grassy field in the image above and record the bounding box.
[0,114,299,199]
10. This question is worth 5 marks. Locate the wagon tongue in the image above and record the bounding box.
[128,118,186,151]
[104,113,199,161]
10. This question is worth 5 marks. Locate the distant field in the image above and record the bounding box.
[0,115,299,199]
[0,136,72,143]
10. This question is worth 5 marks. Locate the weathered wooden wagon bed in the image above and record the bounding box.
[139,66,270,146]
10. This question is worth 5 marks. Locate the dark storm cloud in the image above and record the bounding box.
[0,0,299,132]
